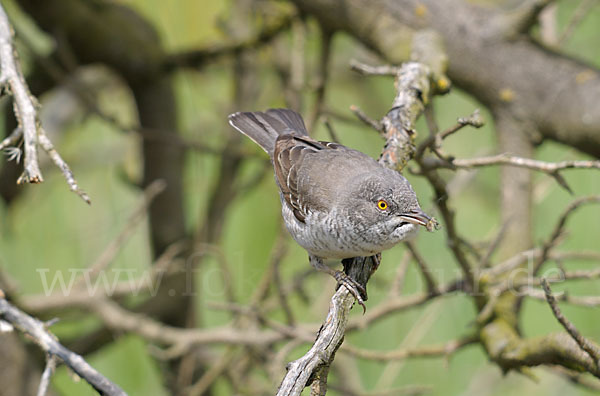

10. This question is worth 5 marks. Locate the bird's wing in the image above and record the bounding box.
[273,134,370,223]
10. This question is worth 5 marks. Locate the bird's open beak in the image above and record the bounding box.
[398,209,432,227]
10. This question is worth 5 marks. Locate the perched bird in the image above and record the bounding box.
[228,109,433,309]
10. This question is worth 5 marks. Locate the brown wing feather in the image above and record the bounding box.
[273,129,374,223]
[273,135,320,222]
[273,133,347,222]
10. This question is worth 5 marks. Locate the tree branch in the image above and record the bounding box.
[0,296,127,396]
[542,278,600,365]
[0,3,89,202]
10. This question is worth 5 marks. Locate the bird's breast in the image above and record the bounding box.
[280,198,395,259]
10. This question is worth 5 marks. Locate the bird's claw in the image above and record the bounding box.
[334,271,367,314]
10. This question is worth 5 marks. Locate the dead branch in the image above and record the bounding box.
[73,179,166,289]
[0,3,89,203]
[522,288,600,307]
[276,287,355,396]
[542,278,600,365]
[36,355,58,396]
[532,195,600,274]
[404,241,439,295]
[558,0,598,46]
[340,335,477,361]
[421,153,600,193]
[162,12,294,71]
[0,296,127,396]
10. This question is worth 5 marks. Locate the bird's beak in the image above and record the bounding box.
[398,209,432,227]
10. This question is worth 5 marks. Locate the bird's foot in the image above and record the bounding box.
[333,270,367,313]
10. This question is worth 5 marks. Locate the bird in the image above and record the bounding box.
[228,108,434,309]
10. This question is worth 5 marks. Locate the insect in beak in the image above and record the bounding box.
[398,209,438,231]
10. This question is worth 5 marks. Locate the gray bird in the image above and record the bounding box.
[228,109,433,308]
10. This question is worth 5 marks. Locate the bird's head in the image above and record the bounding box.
[339,168,435,251]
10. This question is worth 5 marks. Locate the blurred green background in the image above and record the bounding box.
[0,0,599,395]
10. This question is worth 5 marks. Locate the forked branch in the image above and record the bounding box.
[0,3,89,203]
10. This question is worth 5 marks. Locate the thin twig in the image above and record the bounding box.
[327,384,432,396]
[36,355,58,396]
[479,221,510,268]
[533,195,600,274]
[405,241,439,294]
[306,25,332,131]
[558,0,598,46]
[548,366,600,391]
[439,109,484,140]
[322,116,341,143]
[349,59,399,76]
[389,251,411,297]
[163,12,294,71]
[37,129,90,203]
[73,180,166,288]
[431,154,600,194]
[349,105,383,133]
[541,278,600,365]
[451,155,600,172]
[341,335,477,361]
[522,288,600,307]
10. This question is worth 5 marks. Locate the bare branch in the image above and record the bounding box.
[162,12,294,71]
[276,287,355,396]
[349,59,399,76]
[349,105,383,133]
[305,24,333,131]
[424,154,600,194]
[340,335,477,361]
[36,355,58,396]
[439,109,484,141]
[322,116,341,144]
[483,248,600,279]
[37,129,90,204]
[0,4,89,202]
[73,180,166,288]
[451,154,600,173]
[522,288,600,307]
[532,195,600,275]
[404,241,439,295]
[0,297,127,396]
[558,0,598,46]
[542,278,600,365]
[328,384,432,396]
[0,4,41,183]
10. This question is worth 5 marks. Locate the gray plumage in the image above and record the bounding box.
[228,109,432,306]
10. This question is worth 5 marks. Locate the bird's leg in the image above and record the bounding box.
[309,255,367,312]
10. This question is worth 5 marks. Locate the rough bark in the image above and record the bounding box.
[292,0,600,158]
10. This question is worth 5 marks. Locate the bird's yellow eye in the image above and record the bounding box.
[377,199,388,210]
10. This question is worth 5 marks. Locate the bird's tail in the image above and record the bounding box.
[228,108,308,156]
